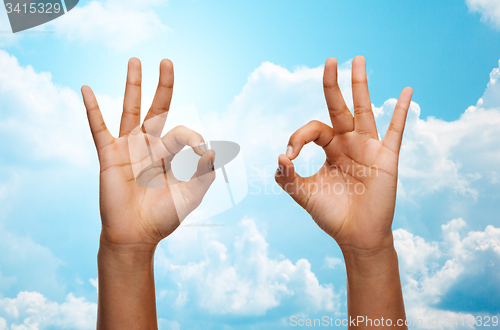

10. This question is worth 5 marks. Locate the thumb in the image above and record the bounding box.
[184,149,216,206]
[275,154,310,209]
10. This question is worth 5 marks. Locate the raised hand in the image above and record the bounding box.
[83,58,216,330]
[82,58,215,251]
[275,56,413,255]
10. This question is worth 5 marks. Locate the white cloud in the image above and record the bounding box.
[395,219,500,328]
[488,170,500,184]
[466,0,500,30]
[50,0,170,51]
[371,66,500,199]
[0,224,64,297]
[1,43,499,329]
[0,49,93,166]
[158,318,181,330]
[0,291,96,330]
[6,48,496,201]
[159,219,340,317]
[477,59,500,109]
[388,101,500,198]
[202,61,353,189]
[202,58,500,199]
[88,278,98,293]
[391,58,500,198]
[322,256,343,270]
[0,48,176,169]
[0,268,16,293]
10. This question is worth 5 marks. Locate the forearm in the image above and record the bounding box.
[342,243,407,330]
[97,239,158,330]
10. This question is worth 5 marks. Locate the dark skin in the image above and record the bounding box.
[276,56,412,329]
[82,58,215,330]
[82,55,412,329]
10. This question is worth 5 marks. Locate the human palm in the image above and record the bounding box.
[276,56,413,253]
[82,58,214,249]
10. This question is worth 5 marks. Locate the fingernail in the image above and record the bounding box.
[276,165,283,176]
[210,152,215,171]
[199,142,207,153]
[286,146,293,158]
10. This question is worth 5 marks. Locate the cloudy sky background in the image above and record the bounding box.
[0,0,500,329]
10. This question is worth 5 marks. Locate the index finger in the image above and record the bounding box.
[382,87,413,154]
[81,85,114,152]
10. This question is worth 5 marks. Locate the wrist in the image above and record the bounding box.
[99,229,158,254]
[341,241,399,279]
[98,236,157,270]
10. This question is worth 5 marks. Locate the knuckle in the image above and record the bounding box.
[123,106,141,116]
[94,122,108,134]
[354,106,372,115]
[351,78,367,85]
[328,106,351,119]
[173,125,187,132]
[127,80,141,87]
[328,107,340,116]
[394,105,408,113]
[355,128,372,135]
[288,133,301,146]
[309,120,321,127]
[387,123,400,133]
[150,105,168,115]
[328,106,342,118]
[87,104,100,112]
[323,80,338,89]
[159,81,174,89]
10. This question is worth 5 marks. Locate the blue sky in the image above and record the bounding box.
[0,0,500,329]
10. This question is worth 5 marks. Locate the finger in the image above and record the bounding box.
[352,56,378,138]
[382,87,413,154]
[161,125,207,157]
[285,120,335,160]
[119,58,142,137]
[81,85,114,151]
[275,154,309,208]
[142,59,174,137]
[323,57,354,134]
[184,150,216,207]
[190,150,216,183]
